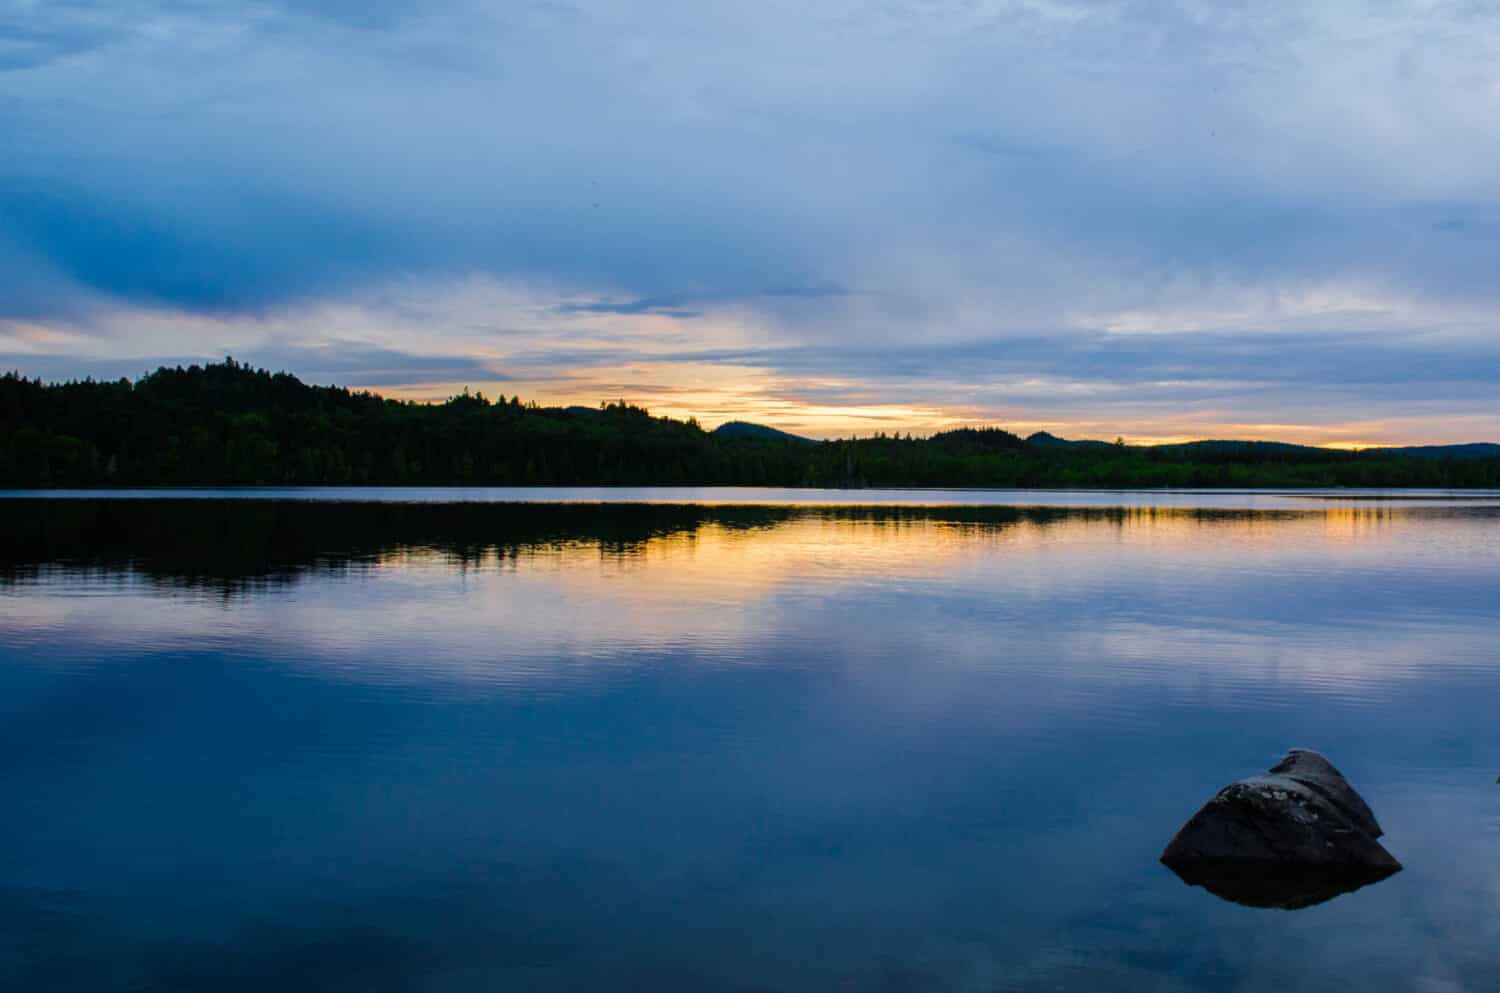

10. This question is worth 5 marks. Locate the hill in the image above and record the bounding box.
[1030,435,1500,462]
[711,421,813,443]
[1146,439,1355,464]
[1025,431,1116,452]
[1366,443,1500,460]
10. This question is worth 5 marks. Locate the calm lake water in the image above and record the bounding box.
[3,490,1500,992]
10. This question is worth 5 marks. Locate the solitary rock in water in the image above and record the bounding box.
[1161,749,1401,909]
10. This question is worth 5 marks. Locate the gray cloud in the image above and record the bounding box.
[556,285,852,319]
[4,0,1500,437]
[5,0,1500,312]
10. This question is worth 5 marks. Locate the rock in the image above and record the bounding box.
[1161,749,1401,908]
[1266,748,1384,839]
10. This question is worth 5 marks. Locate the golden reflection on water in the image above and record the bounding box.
[4,503,1497,696]
[372,506,1438,588]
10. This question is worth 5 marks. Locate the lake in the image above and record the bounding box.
[3,489,1500,991]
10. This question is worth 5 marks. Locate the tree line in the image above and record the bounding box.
[4,359,1499,488]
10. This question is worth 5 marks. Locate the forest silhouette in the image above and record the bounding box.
[4,360,1499,488]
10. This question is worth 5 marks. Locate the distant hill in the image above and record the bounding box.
[1025,431,1116,451]
[1027,433,1500,462]
[1027,433,1337,459]
[711,421,813,443]
[1366,443,1500,460]
[1145,439,1354,464]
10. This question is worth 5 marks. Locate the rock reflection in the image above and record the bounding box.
[1165,862,1400,910]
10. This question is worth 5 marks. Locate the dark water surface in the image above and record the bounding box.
[3,492,1499,991]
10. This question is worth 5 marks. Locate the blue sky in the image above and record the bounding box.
[3,0,1500,442]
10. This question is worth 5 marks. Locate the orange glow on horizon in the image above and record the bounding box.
[365,378,1458,450]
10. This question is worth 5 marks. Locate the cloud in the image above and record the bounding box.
[556,286,852,319]
[6,0,1500,312]
[5,1,1500,440]
[558,298,705,319]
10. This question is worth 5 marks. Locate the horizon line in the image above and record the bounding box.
[9,361,1498,453]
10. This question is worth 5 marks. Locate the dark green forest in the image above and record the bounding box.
[4,360,1500,488]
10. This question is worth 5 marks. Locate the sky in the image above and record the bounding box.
[3,1,1500,444]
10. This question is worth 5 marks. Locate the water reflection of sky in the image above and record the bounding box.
[7,485,1500,508]
[3,502,1500,991]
